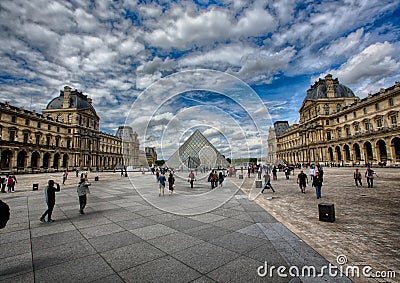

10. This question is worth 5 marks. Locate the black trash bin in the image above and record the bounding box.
[318,203,335,222]
[32,184,39,191]
[94,176,99,181]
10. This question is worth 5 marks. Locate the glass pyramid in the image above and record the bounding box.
[166,130,230,170]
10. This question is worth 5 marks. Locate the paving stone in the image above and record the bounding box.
[172,242,240,274]
[207,256,273,283]
[0,271,34,283]
[88,231,142,253]
[211,218,254,232]
[33,239,96,270]
[0,252,32,281]
[0,239,31,259]
[34,254,115,283]
[101,241,166,271]
[209,231,267,254]
[117,217,158,230]
[130,224,178,240]
[0,229,30,244]
[148,231,204,253]
[163,218,205,232]
[79,223,125,239]
[189,213,227,223]
[89,274,125,283]
[120,256,202,283]
[184,225,231,242]
[31,229,84,252]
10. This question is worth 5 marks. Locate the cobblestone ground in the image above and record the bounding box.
[233,167,400,283]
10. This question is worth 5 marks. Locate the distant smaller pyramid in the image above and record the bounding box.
[166,130,230,169]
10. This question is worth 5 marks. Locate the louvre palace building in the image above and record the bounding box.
[270,74,400,166]
[0,86,142,173]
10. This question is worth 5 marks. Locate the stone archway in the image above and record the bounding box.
[1,149,13,170]
[335,146,342,161]
[363,141,373,162]
[17,151,27,170]
[328,147,334,162]
[43,152,50,169]
[62,154,69,168]
[53,153,60,169]
[344,144,351,162]
[391,137,400,162]
[31,152,40,169]
[353,143,361,162]
[376,139,387,162]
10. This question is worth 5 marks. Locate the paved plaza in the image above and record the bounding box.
[0,168,398,282]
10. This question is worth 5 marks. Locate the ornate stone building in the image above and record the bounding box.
[273,75,400,166]
[0,86,141,173]
[145,147,157,165]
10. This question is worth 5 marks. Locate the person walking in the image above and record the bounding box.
[77,178,91,215]
[218,171,224,187]
[297,170,308,194]
[62,170,68,185]
[353,168,362,187]
[1,175,7,193]
[261,173,275,193]
[158,172,166,196]
[209,170,217,189]
[272,166,277,180]
[309,165,316,184]
[365,167,377,188]
[284,166,290,180]
[40,180,60,223]
[188,171,195,188]
[168,173,175,196]
[7,175,15,193]
[312,172,323,199]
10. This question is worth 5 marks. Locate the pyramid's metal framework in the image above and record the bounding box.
[166,130,230,169]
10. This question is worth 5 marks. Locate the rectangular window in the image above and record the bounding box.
[9,130,15,141]
[337,118,340,123]
[377,119,382,128]
[346,127,351,136]
[57,127,60,133]
[46,136,50,146]
[48,124,51,130]
[326,120,330,125]
[23,133,29,143]
[353,111,357,118]
[364,107,367,114]
[67,140,71,148]
[36,135,40,145]
[55,138,59,147]
[68,129,71,133]
[25,119,30,126]
[37,121,41,128]
[355,124,360,132]
[375,103,380,111]
[365,122,370,131]
[345,114,348,121]
[327,132,331,141]
[390,115,397,126]
[11,116,16,123]
[389,97,394,107]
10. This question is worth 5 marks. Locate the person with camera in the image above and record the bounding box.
[40,180,60,223]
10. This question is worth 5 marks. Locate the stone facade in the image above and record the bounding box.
[274,75,400,166]
[0,86,140,173]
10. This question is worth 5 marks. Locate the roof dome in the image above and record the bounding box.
[46,88,97,114]
[306,74,355,100]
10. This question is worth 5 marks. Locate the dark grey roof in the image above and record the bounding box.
[46,91,97,115]
[306,77,355,100]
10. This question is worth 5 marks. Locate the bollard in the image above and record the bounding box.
[32,184,39,191]
[255,180,263,188]
[318,203,335,222]
[239,174,243,179]
[94,176,99,181]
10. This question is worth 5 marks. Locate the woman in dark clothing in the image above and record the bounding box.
[168,173,175,195]
[312,172,323,199]
[218,172,224,187]
[40,180,60,223]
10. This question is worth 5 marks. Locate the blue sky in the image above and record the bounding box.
[0,0,399,157]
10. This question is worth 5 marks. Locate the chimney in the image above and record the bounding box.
[325,74,335,98]
[63,86,72,108]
